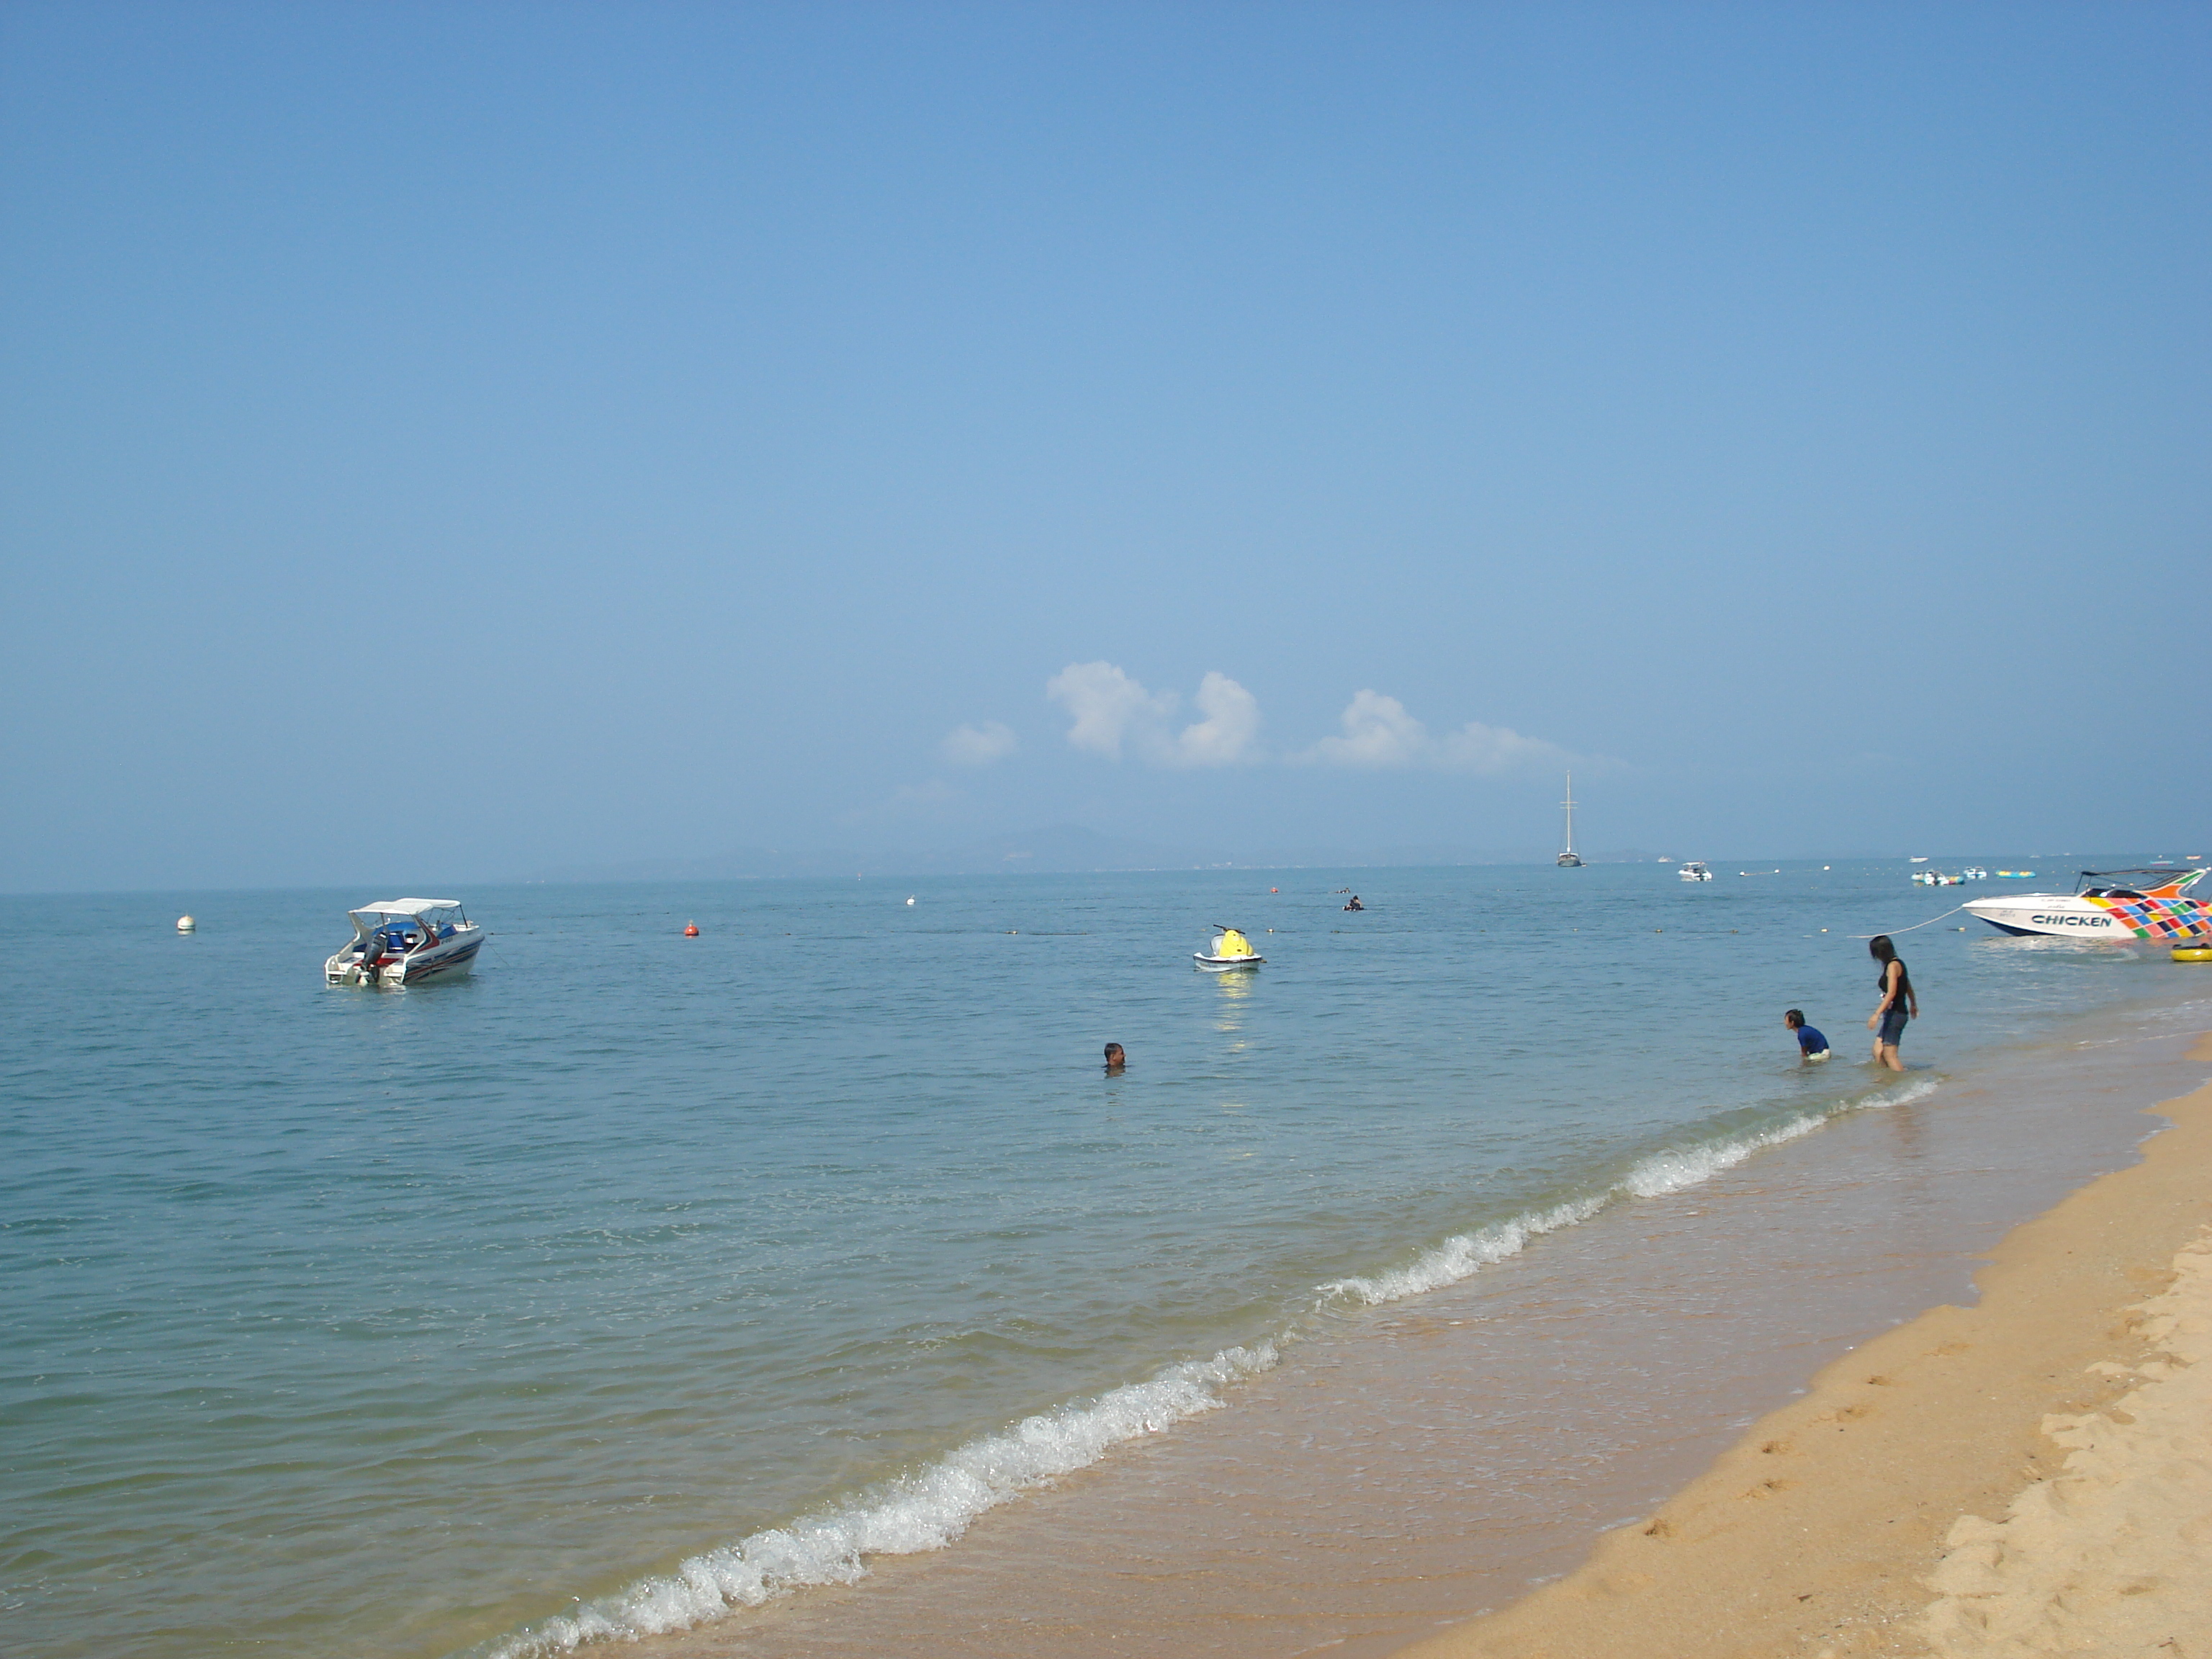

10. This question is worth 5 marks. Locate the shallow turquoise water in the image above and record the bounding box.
[1,861,2196,1658]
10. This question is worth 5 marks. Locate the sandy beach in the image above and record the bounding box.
[1400,1033,2212,1659]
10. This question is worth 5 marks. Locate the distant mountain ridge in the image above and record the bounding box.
[525,826,1217,884]
[523,826,1666,884]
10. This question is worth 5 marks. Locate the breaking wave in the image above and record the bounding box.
[481,1074,1941,1654]
[482,1344,1276,1657]
[1620,1115,1827,1197]
[1321,1198,1605,1305]
[1328,1076,1942,1305]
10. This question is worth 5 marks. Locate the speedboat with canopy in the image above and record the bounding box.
[1963,868,2210,941]
[1195,926,1264,971]
[325,899,485,986]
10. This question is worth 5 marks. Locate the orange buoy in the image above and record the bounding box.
[683,922,700,937]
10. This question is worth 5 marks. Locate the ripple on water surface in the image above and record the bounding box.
[1,864,2203,1659]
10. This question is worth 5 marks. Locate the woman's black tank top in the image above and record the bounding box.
[1877,958,1912,1001]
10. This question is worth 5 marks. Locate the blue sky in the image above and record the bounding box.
[3,2,2205,890]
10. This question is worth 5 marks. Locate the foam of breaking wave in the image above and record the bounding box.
[1620,1115,1825,1196]
[1620,1076,1939,1196]
[483,1342,1276,1658]
[1321,1198,1606,1306]
[1326,1077,1945,1305]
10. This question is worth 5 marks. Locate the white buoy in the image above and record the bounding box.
[176,915,196,932]
[906,896,916,906]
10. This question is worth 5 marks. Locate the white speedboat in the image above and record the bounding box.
[1195,926,1264,971]
[325,899,485,986]
[1677,861,1712,882]
[1964,868,2210,941]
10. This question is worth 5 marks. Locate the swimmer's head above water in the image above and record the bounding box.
[1103,1042,1125,1073]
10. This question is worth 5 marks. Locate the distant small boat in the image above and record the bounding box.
[1961,868,1988,881]
[1910,856,1928,863]
[1678,861,1713,882]
[1195,925,1264,971]
[1555,772,1583,868]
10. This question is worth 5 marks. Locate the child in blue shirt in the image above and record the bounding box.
[1784,1010,1830,1061]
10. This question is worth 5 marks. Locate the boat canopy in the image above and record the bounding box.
[347,900,468,938]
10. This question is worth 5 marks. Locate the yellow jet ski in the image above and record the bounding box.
[1195,925,1264,971]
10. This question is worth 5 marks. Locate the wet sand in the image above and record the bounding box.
[1400,1031,2212,1659]
[657,1015,2211,1659]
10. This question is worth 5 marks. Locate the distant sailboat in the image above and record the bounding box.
[1556,772,1584,868]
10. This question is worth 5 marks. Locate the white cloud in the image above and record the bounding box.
[1047,662,1263,768]
[1165,671,1262,767]
[1046,661,1174,759]
[941,721,1018,765]
[1299,690,1566,773]
[1301,689,1429,767]
[1433,720,1563,773]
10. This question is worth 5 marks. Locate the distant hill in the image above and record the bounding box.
[524,824,1224,884]
[520,827,1679,886]
[897,825,1223,873]
[524,846,867,884]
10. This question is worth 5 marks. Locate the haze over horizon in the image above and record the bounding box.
[4,2,2206,894]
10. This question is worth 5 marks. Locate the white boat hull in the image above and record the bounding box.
[1964,894,2211,940]
[1195,954,1264,971]
[326,928,485,986]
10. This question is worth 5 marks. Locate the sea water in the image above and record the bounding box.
[3,861,2206,1659]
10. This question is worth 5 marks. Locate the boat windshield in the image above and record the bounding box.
[2074,868,2202,899]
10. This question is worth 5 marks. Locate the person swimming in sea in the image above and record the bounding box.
[1103,1042,1125,1074]
[1342,895,1364,912]
[1784,1009,1830,1062]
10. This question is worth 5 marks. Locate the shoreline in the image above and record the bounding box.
[640,1006,2212,1659]
[1395,1033,2212,1659]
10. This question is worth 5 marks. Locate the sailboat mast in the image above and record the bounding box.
[1563,771,1575,854]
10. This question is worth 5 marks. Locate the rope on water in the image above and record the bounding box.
[1851,904,1969,940]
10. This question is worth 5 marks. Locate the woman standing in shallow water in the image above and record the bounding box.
[1867,934,1917,1070]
